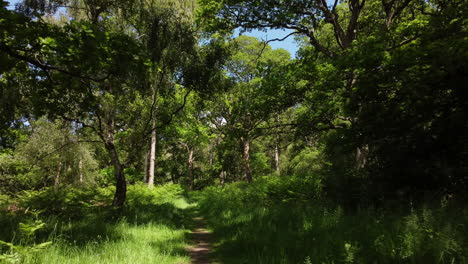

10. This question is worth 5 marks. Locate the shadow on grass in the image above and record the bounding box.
[43,201,196,247]
[148,236,189,257]
[0,192,199,264]
[195,199,468,264]
[201,205,320,264]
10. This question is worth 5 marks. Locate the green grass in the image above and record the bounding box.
[27,221,189,264]
[194,176,468,264]
[2,178,467,264]
[0,184,195,264]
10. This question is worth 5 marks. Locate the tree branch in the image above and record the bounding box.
[0,44,111,82]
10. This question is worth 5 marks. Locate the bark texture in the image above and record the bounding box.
[148,123,157,188]
[242,138,252,182]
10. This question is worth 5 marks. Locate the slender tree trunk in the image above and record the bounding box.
[209,151,213,166]
[356,144,369,169]
[274,114,281,173]
[143,149,149,183]
[188,148,194,190]
[171,168,178,184]
[274,142,280,173]
[242,138,252,182]
[219,170,225,186]
[54,161,62,188]
[78,159,83,184]
[148,120,157,188]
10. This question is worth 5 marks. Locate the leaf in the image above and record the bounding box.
[0,240,16,250]
[31,241,52,251]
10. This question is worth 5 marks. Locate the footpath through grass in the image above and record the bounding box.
[0,184,195,264]
[193,176,468,264]
[1,179,467,264]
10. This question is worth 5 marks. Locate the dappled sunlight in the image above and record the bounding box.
[1,0,467,263]
[0,184,194,264]
[195,179,468,264]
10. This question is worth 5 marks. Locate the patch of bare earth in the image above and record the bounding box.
[186,217,215,264]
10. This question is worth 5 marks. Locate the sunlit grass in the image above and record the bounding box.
[0,184,194,264]
[3,179,466,264]
[26,221,190,264]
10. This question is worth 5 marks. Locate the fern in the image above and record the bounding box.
[0,212,52,264]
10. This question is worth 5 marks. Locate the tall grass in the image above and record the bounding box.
[26,221,188,264]
[195,176,468,264]
[2,178,466,263]
[0,184,193,264]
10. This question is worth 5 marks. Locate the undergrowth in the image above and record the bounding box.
[0,183,192,264]
[1,177,466,264]
[194,175,468,264]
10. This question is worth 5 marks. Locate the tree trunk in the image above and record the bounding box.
[356,144,369,169]
[54,161,62,188]
[219,170,225,186]
[104,115,126,207]
[143,149,149,183]
[106,141,126,207]
[78,159,83,184]
[148,121,157,188]
[274,114,281,173]
[209,151,213,166]
[171,168,178,184]
[274,142,280,173]
[188,148,194,190]
[242,138,252,182]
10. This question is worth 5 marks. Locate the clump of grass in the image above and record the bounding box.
[27,221,189,264]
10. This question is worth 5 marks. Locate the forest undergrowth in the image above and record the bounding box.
[0,184,193,264]
[1,179,467,264]
[1,0,467,263]
[194,176,468,264]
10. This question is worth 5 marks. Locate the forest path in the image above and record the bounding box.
[186,216,217,264]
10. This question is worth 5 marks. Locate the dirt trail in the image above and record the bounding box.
[187,217,215,264]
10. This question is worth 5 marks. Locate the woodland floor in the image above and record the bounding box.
[186,216,216,264]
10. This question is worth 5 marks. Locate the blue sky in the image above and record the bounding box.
[235,28,300,57]
[5,0,15,8]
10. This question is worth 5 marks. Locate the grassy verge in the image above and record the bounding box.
[0,184,193,264]
[194,176,468,264]
[27,221,188,264]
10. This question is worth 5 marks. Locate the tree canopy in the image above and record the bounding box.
[0,0,467,263]
[1,0,467,204]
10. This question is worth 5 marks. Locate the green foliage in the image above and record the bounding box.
[195,180,468,264]
[0,118,98,193]
[205,35,296,182]
[123,167,144,184]
[282,146,325,177]
[196,175,323,215]
[0,183,192,264]
[0,211,52,264]
[197,0,468,200]
[0,152,31,193]
[126,183,185,207]
[1,0,468,263]
[331,0,468,197]
[250,152,271,176]
[0,239,51,264]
